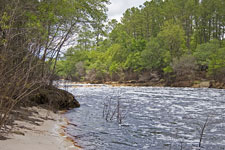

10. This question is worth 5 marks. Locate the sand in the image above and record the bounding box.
[0,107,81,150]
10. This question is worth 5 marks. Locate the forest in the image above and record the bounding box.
[55,0,225,86]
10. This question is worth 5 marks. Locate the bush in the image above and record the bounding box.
[208,47,225,82]
[194,39,220,71]
[172,55,197,81]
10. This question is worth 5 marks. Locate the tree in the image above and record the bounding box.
[158,21,186,60]
[142,0,164,38]
[141,38,165,71]
[124,52,142,72]
[193,39,220,70]
[39,0,109,79]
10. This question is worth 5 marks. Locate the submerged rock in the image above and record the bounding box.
[29,84,80,110]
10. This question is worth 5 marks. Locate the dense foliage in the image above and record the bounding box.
[57,0,225,84]
[0,0,109,132]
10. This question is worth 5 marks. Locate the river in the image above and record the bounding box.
[61,84,225,150]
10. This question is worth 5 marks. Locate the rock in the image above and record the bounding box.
[193,81,210,88]
[209,80,225,89]
[29,84,80,110]
[171,81,193,87]
[199,81,210,88]
[127,80,137,84]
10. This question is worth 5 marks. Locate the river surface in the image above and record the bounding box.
[62,84,225,150]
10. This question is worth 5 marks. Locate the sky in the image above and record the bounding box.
[107,0,147,22]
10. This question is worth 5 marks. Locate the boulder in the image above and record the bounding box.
[199,81,210,88]
[193,81,210,88]
[29,84,80,110]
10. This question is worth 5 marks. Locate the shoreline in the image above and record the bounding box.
[0,107,81,150]
[57,80,225,89]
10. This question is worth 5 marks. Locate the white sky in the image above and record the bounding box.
[107,0,148,22]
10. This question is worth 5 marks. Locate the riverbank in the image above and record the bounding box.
[0,107,81,150]
[59,79,225,89]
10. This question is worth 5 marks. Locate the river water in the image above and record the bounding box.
[62,84,225,150]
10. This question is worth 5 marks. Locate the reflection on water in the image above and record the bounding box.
[63,84,225,150]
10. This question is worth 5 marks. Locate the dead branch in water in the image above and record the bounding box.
[102,93,128,124]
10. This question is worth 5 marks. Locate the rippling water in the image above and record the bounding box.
[63,84,225,150]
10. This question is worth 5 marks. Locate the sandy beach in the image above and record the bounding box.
[0,107,81,150]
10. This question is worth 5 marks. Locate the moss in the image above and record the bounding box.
[194,80,201,84]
